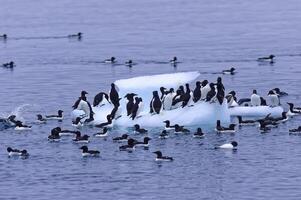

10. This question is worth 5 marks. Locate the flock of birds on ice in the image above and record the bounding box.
[1,33,300,161]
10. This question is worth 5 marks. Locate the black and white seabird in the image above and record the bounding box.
[150,91,162,114]
[134,124,148,134]
[159,130,169,139]
[205,83,216,103]
[7,147,29,157]
[46,110,64,120]
[200,80,210,100]
[113,134,129,142]
[95,114,113,128]
[193,128,205,138]
[119,138,136,151]
[125,60,134,67]
[237,116,256,126]
[222,67,236,75]
[72,117,84,129]
[272,88,288,97]
[174,124,190,133]
[109,83,120,107]
[36,114,47,124]
[104,57,116,64]
[163,120,175,130]
[134,137,152,147]
[289,126,301,133]
[251,90,261,106]
[169,57,178,65]
[68,32,82,39]
[193,81,202,103]
[215,120,236,133]
[125,93,137,116]
[257,55,275,63]
[131,97,142,120]
[48,128,61,142]
[94,127,108,137]
[215,141,238,149]
[267,90,280,107]
[2,61,15,68]
[287,103,301,116]
[73,131,90,143]
[182,83,192,107]
[79,146,100,157]
[163,88,176,110]
[93,92,110,107]
[0,34,7,40]
[153,151,173,161]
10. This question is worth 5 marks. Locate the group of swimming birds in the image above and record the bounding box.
[1,31,275,69]
[2,70,301,161]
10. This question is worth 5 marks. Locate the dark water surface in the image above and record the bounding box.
[1,0,301,199]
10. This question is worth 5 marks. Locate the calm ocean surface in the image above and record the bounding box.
[0,0,301,199]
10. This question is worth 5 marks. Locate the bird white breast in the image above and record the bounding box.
[95,133,108,137]
[163,93,176,110]
[48,138,61,142]
[155,158,172,162]
[137,102,144,116]
[8,152,22,156]
[72,122,83,129]
[219,144,234,149]
[59,132,74,136]
[15,127,31,131]
[201,85,210,100]
[77,100,91,117]
[47,116,63,120]
[268,95,279,107]
[74,140,89,144]
[251,94,261,106]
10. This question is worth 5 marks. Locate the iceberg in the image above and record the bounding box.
[71,71,284,128]
[72,71,231,127]
[229,106,284,118]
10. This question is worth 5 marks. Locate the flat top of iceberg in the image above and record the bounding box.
[115,71,200,90]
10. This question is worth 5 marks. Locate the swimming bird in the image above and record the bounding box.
[68,32,82,39]
[79,146,100,157]
[205,83,216,103]
[169,57,178,64]
[72,117,84,128]
[2,61,15,68]
[94,127,108,137]
[259,122,271,133]
[289,126,301,133]
[125,60,133,67]
[48,128,61,142]
[215,141,238,149]
[193,81,202,103]
[93,92,110,107]
[150,91,162,114]
[193,128,205,138]
[215,120,236,133]
[257,119,278,129]
[222,67,236,75]
[134,124,148,134]
[73,131,90,143]
[119,138,136,151]
[272,88,288,97]
[251,90,261,106]
[257,55,275,63]
[95,114,113,128]
[268,112,288,123]
[159,130,169,139]
[163,120,175,130]
[174,124,190,133]
[267,90,280,107]
[46,110,64,120]
[36,114,47,124]
[7,147,29,157]
[153,151,173,161]
[134,137,152,147]
[14,120,32,131]
[109,83,120,107]
[0,34,7,39]
[59,129,78,136]
[113,134,129,142]
[104,57,116,64]
[287,103,301,116]
[237,116,256,126]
